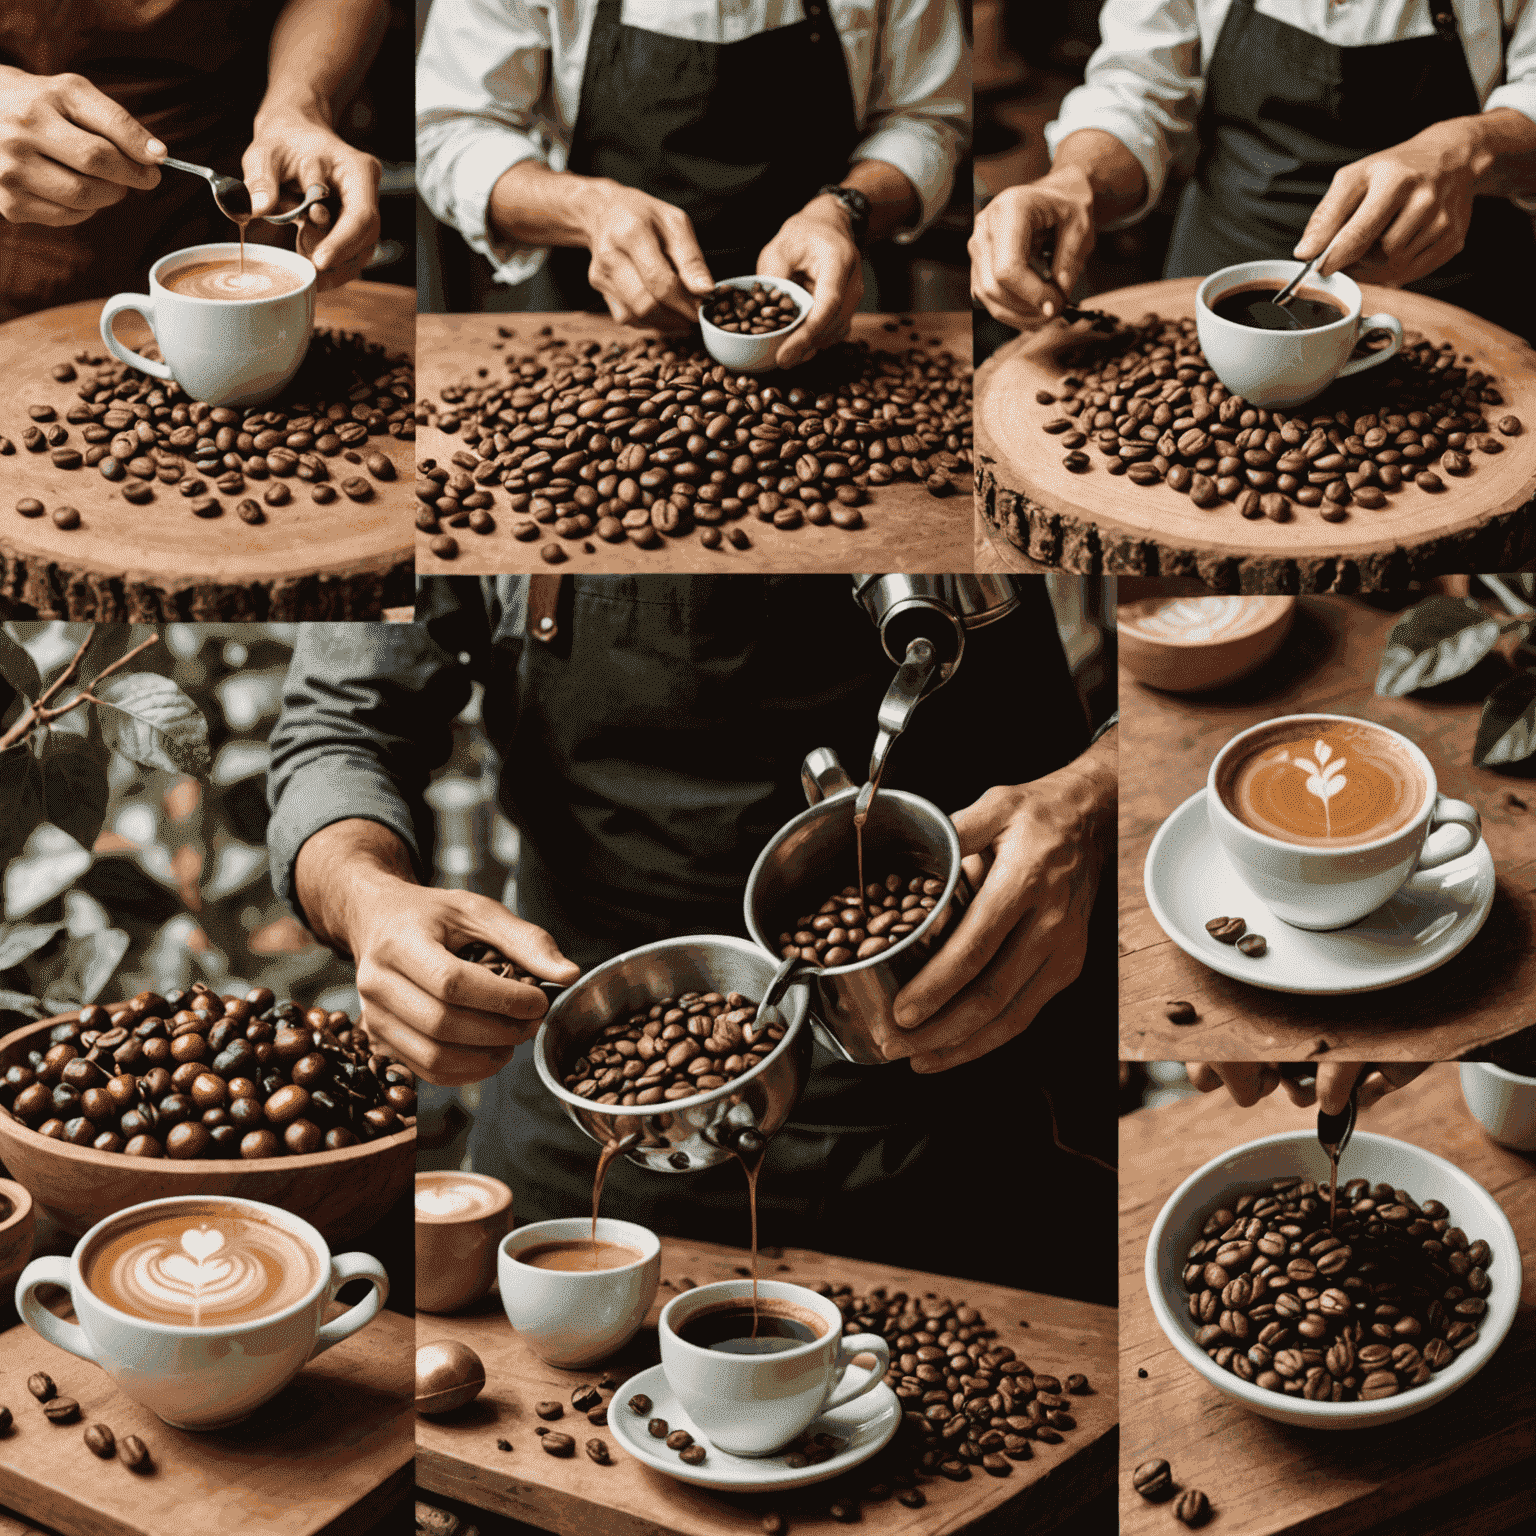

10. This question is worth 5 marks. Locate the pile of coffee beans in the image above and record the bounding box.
[561,991,783,1105]
[1037,312,1521,523]
[0,982,414,1159]
[22,1371,152,1468]
[4,331,411,525]
[703,282,802,336]
[415,327,971,560]
[779,871,943,966]
[1184,1176,1493,1401]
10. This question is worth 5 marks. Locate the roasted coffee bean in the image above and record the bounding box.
[541,1432,575,1457]
[703,282,802,335]
[535,1401,563,1420]
[1497,414,1522,436]
[84,1423,116,1458]
[190,497,222,519]
[27,1374,55,1402]
[51,505,80,529]
[647,1418,669,1438]
[1132,1459,1172,1499]
[628,1394,652,1415]
[1166,1000,1198,1024]
[679,1444,707,1465]
[665,1429,693,1450]
[1205,916,1246,944]
[120,1435,152,1471]
[585,1438,611,1465]
[365,451,395,480]
[571,1384,602,1413]
[1175,1489,1210,1526]
[1063,451,1091,473]
[236,499,265,525]
[42,1398,80,1424]
[15,497,44,517]
[1236,934,1267,957]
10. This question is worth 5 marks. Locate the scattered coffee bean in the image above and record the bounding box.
[534,1426,549,1435]
[534,1401,563,1420]
[1176,1489,1210,1526]
[628,1394,652,1415]
[121,480,154,504]
[1063,450,1091,473]
[1236,933,1267,958]
[679,1443,707,1465]
[84,1423,116,1458]
[570,1384,602,1413]
[597,1376,619,1391]
[0,1407,9,1433]
[896,1489,925,1509]
[1415,471,1444,492]
[762,1514,788,1535]
[1205,916,1246,944]
[665,1430,693,1451]
[587,1408,608,1426]
[15,497,44,517]
[496,1438,512,1451]
[1066,1374,1089,1394]
[429,534,458,559]
[120,1435,151,1472]
[190,497,222,519]
[541,1432,575,1457]
[647,1418,668,1438]
[1166,1000,1198,1024]
[50,505,80,529]
[264,483,291,506]
[1132,1458,1172,1499]
[585,1437,611,1465]
[1497,414,1522,436]
[27,1374,54,1403]
[42,1398,80,1424]
[828,1499,856,1520]
[236,499,265,524]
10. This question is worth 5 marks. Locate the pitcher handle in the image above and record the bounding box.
[758,951,819,1016]
[801,748,854,806]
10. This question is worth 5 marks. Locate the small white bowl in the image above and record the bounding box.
[1145,1130,1521,1429]
[1460,1061,1536,1151]
[699,275,812,373]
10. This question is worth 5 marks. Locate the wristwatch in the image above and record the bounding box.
[816,183,871,249]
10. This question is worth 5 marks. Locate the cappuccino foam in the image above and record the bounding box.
[161,258,303,301]
[1120,596,1276,646]
[415,1172,503,1220]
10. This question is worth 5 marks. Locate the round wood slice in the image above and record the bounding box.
[0,282,415,620]
[976,277,1536,591]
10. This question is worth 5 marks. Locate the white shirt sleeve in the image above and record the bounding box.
[1044,0,1205,229]
[1488,0,1536,122]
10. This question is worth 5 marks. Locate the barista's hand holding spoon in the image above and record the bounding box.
[1186,1062,1431,1113]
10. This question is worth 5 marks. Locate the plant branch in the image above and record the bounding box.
[0,633,160,752]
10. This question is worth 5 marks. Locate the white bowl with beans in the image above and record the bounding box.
[698,275,811,373]
[1144,1130,1521,1428]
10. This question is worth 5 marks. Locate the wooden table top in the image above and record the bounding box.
[1118,1063,1536,1536]
[414,312,973,576]
[1119,593,1536,1060]
[415,1235,1116,1536]
[0,1306,412,1536]
[976,278,1536,591]
[0,283,414,621]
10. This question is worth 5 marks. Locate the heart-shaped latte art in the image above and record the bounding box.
[180,1226,225,1262]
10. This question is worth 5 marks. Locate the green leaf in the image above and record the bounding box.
[1473,670,1536,768]
[0,630,40,701]
[0,989,45,1022]
[1375,597,1502,697]
[0,745,44,865]
[39,928,130,1010]
[3,826,91,919]
[0,920,64,971]
[38,726,112,849]
[95,672,211,777]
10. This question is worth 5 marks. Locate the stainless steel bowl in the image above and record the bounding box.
[532,936,813,1172]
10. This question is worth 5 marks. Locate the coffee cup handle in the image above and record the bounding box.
[822,1331,891,1413]
[15,1257,98,1363]
[1417,794,1481,870]
[311,1252,390,1357]
[1336,314,1403,380]
[100,293,174,381]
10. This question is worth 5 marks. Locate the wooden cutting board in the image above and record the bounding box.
[0,1307,412,1536]
[414,312,973,575]
[0,283,415,621]
[415,1235,1116,1536]
[976,278,1536,590]
[1119,1063,1536,1536]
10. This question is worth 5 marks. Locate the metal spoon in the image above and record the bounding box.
[161,156,329,225]
[1245,237,1341,330]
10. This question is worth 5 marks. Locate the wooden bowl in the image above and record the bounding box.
[1118,583,1295,692]
[0,1015,414,1242]
[0,1176,35,1299]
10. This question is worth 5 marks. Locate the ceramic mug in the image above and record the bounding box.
[100,241,316,408]
[659,1279,891,1456]
[14,1194,388,1430]
[1206,714,1482,931]
[415,1170,513,1314]
[1196,260,1404,409]
[1459,1061,1536,1151]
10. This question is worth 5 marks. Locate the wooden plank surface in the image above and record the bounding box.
[413,312,973,575]
[975,278,1536,589]
[1118,1063,1536,1536]
[1119,593,1536,1060]
[415,1235,1116,1536]
[0,283,414,619]
[0,1307,412,1536]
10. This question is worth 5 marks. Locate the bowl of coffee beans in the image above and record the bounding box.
[699,276,811,373]
[1145,1130,1520,1427]
[0,983,416,1242]
[532,935,814,1173]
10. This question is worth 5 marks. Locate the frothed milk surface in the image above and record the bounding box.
[1217,720,1427,848]
[1120,596,1276,645]
[83,1202,320,1327]
[415,1173,502,1220]
[161,258,303,300]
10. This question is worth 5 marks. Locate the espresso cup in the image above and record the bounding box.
[1459,1062,1536,1151]
[1207,713,1482,930]
[15,1194,388,1430]
[100,241,316,408]
[660,1279,891,1457]
[498,1217,660,1367]
[1196,260,1404,409]
[415,1170,512,1314]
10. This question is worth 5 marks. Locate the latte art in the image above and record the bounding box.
[1121,596,1269,645]
[414,1175,499,1219]
[161,258,304,301]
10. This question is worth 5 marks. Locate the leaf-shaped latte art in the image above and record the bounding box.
[1293,742,1349,834]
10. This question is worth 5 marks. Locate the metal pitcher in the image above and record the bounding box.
[851,575,1021,693]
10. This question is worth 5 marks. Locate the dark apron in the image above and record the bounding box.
[546,0,860,309]
[0,1,281,319]
[1165,0,1536,341]
[466,577,1116,1292]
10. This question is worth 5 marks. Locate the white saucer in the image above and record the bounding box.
[1143,789,1497,995]
[606,1363,900,1493]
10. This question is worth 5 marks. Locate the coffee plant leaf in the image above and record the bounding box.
[0,988,45,1023]
[77,854,184,932]
[39,927,130,1010]
[38,726,111,849]
[95,673,211,777]
[1473,669,1536,768]
[0,744,43,864]
[0,629,40,701]
[1376,597,1502,697]
[0,920,64,971]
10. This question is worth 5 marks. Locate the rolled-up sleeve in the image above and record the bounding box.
[1045,0,1204,228]
[1488,0,1536,211]
[416,0,559,287]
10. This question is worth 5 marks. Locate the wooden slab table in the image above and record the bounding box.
[0,1306,412,1536]
[0,283,415,620]
[1119,594,1536,1060]
[414,313,973,575]
[1119,1063,1536,1536]
[415,1236,1116,1536]
[976,278,1536,590]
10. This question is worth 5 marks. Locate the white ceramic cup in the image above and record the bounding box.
[1195,260,1403,409]
[14,1194,388,1430]
[1206,713,1482,931]
[99,241,317,408]
[497,1217,660,1367]
[659,1278,891,1457]
[699,274,812,374]
[1459,1061,1536,1151]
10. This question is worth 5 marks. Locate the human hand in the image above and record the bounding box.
[1294,123,1476,288]
[579,181,715,329]
[1185,1062,1432,1114]
[883,743,1116,1072]
[756,195,864,367]
[244,107,380,289]
[970,168,1097,329]
[0,66,163,226]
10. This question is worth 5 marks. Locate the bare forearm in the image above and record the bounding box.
[293,817,417,956]
[261,0,388,124]
[1436,108,1536,199]
[1047,129,1149,226]
[489,160,612,248]
[839,159,919,242]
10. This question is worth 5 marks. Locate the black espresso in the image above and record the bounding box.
[1209,282,1345,331]
[678,1300,826,1355]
